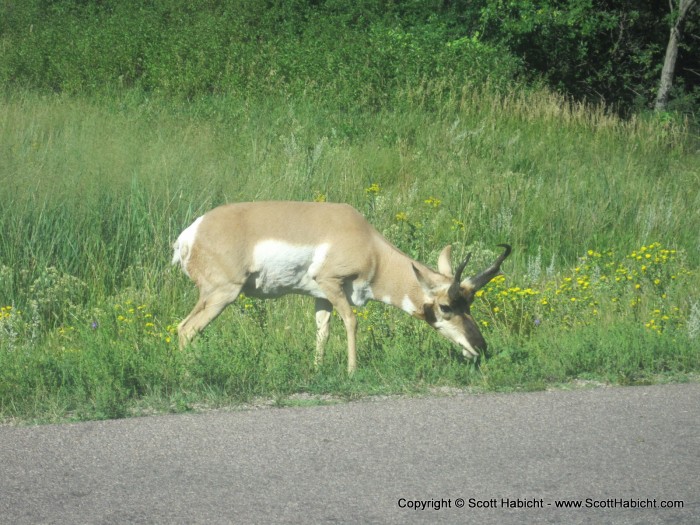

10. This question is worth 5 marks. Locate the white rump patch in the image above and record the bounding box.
[172,216,203,277]
[252,240,330,298]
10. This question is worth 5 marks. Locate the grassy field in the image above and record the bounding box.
[1,86,699,423]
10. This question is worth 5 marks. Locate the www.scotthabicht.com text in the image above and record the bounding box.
[397,497,684,510]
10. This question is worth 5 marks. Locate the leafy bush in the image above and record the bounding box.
[475,243,695,340]
[0,0,520,107]
[0,77,697,422]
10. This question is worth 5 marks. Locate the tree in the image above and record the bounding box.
[655,0,698,111]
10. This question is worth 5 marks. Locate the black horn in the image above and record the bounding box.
[448,253,471,301]
[467,244,512,291]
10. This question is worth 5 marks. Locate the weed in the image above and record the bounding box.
[0,87,698,423]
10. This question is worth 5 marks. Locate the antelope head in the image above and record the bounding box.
[413,244,512,358]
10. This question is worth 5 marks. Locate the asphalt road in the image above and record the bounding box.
[1,383,698,524]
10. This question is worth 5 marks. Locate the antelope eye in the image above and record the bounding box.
[439,304,453,314]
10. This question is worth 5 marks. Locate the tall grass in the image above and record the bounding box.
[1,86,699,423]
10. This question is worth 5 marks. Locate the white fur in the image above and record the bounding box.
[308,243,330,278]
[252,240,329,298]
[172,216,203,277]
[349,280,374,307]
[401,295,417,315]
[434,320,478,357]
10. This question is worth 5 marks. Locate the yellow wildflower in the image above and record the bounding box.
[424,196,442,208]
[364,183,381,194]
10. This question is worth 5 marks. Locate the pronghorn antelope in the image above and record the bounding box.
[172,201,511,373]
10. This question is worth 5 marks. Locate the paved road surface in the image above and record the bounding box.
[1,383,698,524]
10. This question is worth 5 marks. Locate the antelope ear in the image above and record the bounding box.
[412,264,439,295]
[437,245,453,277]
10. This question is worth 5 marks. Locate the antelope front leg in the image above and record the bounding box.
[337,303,358,374]
[315,279,358,374]
[314,298,333,368]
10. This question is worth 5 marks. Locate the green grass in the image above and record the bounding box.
[1,86,699,424]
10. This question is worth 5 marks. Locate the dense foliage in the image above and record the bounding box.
[1,88,698,422]
[1,0,698,114]
[1,1,698,422]
[478,0,699,113]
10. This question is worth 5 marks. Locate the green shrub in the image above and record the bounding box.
[0,85,697,423]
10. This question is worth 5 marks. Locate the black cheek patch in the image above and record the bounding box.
[463,316,487,350]
[422,304,437,326]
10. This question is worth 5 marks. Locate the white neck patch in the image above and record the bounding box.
[401,295,418,315]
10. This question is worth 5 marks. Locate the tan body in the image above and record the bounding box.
[173,201,511,373]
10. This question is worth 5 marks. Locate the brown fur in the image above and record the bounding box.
[173,201,510,373]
